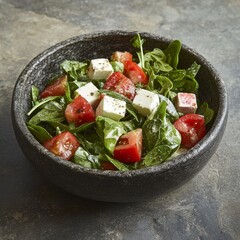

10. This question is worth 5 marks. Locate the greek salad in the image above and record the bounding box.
[27,34,214,170]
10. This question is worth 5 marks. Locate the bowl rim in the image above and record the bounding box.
[12,30,228,178]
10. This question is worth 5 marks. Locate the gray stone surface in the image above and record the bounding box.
[0,0,239,239]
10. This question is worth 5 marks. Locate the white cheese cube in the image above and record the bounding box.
[75,82,100,107]
[88,58,114,80]
[96,95,126,121]
[133,89,159,117]
[175,92,197,114]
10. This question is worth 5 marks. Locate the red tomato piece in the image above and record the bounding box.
[173,114,206,148]
[65,95,95,127]
[124,61,148,85]
[100,161,117,171]
[40,75,67,98]
[111,51,133,64]
[113,128,142,163]
[43,131,80,160]
[103,71,136,100]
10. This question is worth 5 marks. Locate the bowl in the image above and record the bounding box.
[11,31,228,202]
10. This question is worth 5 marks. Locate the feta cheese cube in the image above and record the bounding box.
[75,82,100,107]
[96,95,126,121]
[88,58,114,80]
[174,92,197,114]
[132,89,159,117]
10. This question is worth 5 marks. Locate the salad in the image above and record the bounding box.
[27,34,214,171]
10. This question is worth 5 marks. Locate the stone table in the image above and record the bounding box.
[0,0,239,239]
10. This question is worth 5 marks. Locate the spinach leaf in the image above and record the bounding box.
[144,48,173,73]
[70,122,95,134]
[142,101,181,167]
[158,94,179,122]
[27,96,60,116]
[46,121,70,131]
[61,60,89,81]
[100,154,129,171]
[27,123,52,143]
[28,100,65,125]
[31,86,40,106]
[197,101,214,125]
[111,61,124,72]
[77,129,106,155]
[131,33,145,68]
[96,116,127,154]
[155,75,173,96]
[64,82,73,103]
[163,40,181,69]
[73,147,101,169]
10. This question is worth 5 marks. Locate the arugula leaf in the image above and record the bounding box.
[163,40,181,69]
[131,33,145,68]
[27,123,52,143]
[61,60,89,81]
[64,82,73,103]
[96,116,127,154]
[28,100,65,125]
[197,101,214,125]
[142,101,181,166]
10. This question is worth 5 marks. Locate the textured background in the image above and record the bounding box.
[0,0,239,239]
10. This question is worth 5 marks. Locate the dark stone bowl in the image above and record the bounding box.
[12,31,228,202]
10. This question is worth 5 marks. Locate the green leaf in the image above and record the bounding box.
[70,122,95,134]
[197,101,214,125]
[73,147,101,169]
[142,101,181,166]
[111,61,124,72]
[27,96,60,116]
[46,121,70,131]
[101,154,129,171]
[158,94,179,122]
[96,116,127,154]
[27,123,52,143]
[163,40,181,69]
[144,48,173,73]
[155,75,173,96]
[28,100,65,125]
[64,82,73,103]
[131,33,145,68]
[61,60,89,81]
[31,86,40,106]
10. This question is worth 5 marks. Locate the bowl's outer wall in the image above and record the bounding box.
[12,31,228,202]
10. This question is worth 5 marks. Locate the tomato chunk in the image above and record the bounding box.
[100,161,117,171]
[43,131,80,160]
[65,95,95,126]
[124,61,148,85]
[103,72,136,100]
[113,128,142,163]
[174,114,206,148]
[40,75,67,98]
[111,51,133,64]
